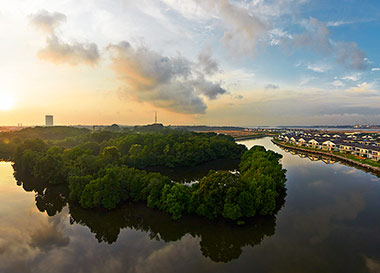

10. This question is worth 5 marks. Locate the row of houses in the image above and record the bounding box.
[278,134,380,161]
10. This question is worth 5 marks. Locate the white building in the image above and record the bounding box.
[322,140,336,151]
[45,115,54,126]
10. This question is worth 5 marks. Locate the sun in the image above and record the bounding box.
[0,93,15,111]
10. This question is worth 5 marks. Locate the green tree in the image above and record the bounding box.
[102,146,121,165]
[160,184,192,220]
[33,146,66,184]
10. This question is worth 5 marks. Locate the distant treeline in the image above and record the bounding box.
[167,125,246,131]
[0,126,90,160]
[3,127,246,167]
[3,126,286,222]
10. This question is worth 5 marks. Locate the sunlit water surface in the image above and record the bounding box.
[1,137,380,273]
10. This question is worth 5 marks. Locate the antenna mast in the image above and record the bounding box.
[154,111,157,124]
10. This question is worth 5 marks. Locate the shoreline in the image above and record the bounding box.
[271,139,380,175]
[234,135,276,141]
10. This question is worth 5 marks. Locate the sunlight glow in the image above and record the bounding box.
[0,93,15,111]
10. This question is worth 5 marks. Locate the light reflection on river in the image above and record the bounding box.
[1,137,380,273]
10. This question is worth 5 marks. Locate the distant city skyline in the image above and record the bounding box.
[0,0,380,126]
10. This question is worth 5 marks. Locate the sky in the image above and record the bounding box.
[0,0,379,126]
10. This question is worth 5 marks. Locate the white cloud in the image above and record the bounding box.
[307,64,330,73]
[342,73,361,81]
[331,80,344,87]
[200,0,271,56]
[269,28,293,46]
[326,20,352,27]
[160,0,210,20]
[162,0,309,55]
[346,82,377,95]
[372,68,380,71]
[299,76,317,86]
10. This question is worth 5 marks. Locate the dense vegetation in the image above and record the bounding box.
[2,126,245,168]
[0,126,90,160]
[4,126,286,221]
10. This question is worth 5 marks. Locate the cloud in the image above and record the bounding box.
[265,84,279,90]
[38,35,99,66]
[197,47,219,75]
[372,68,380,71]
[346,82,377,95]
[269,28,293,46]
[29,217,70,252]
[326,20,352,27]
[331,79,344,87]
[294,17,332,53]
[327,19,375,27]
[306,64,330,73]
[294,17,367,70]
[335,41,367,70]
[108,41,227,114]
[30,10,99,66]
[298,76,317,86]
[192,76,226,99]
[30,9,66,33]
[164,0,311,55]
[342,73,361,81]
[196,0,271,56]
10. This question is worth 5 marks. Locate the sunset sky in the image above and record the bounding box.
[0,0,379,126]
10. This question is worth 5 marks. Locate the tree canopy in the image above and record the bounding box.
[8,126,286,222]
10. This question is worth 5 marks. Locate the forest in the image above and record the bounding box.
[2,126,286,221]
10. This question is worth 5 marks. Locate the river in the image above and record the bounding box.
[1,137,380,273]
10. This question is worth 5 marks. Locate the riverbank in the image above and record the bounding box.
[272,138,380,174]
[234,134,276,141]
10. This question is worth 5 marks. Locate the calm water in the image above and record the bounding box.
[1,137,380,273]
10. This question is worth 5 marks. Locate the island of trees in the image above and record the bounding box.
[1,126,286,222]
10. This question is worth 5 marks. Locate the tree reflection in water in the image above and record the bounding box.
[14,167,285,263]
[15,171,68,217]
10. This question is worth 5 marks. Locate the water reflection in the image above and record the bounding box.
[3,138,380,272]
[276,145,380,177]
[69,203,278,263]
[13,160,284,263]
[15,171,68,216]
[236,138,380,272]
[29,215,70,252]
